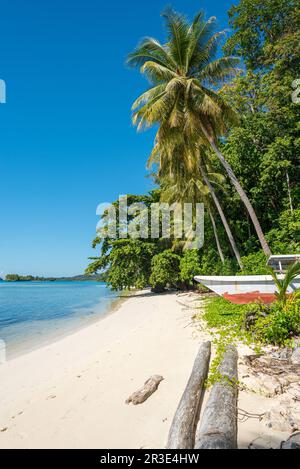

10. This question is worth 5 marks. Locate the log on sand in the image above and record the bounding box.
[167,341,211,449]
[126,375,164,405]
[195,345,238,449]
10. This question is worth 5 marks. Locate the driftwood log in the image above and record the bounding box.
[126,375,164,405]
[166,341,211,449]
[195,345,238,449]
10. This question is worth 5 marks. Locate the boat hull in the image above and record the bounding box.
[194,275,300,304]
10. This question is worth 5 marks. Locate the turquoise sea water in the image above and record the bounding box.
[0,281,118,359]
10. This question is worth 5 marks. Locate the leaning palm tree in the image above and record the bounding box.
[154,141,243,267]
[208,207,225,264]
[159,172,227,263]
[199,159,243,269]
[127,8,271,257]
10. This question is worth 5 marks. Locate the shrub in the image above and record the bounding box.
[251,299,300,346]
[199,296,300,347]
[150,250,181,292]
[180,250,201,286]
[88,239,158,291]
[218,259,238,275]
[267,208,300,254]
[238,251,269,275]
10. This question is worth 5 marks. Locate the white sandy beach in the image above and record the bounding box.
[0,290,290,449]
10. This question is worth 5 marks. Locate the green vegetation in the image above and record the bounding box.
[128,7,272,258]
[5,274,55,282]
[5,274,106,282]
[252,300,300,346]
[198,263,300,383]
[93,239,158,291]
[179,250,201,287]
[86,193,163,290]
[237,252,269,275]
[87,1,299,299]
[200,295,300,348]
[220,0,300,257]
[86,193,200,291]
[268,262,300,304]
[150,250,181,292]
[203,297,245,330]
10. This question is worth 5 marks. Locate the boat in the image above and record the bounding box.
[194,255,300,304]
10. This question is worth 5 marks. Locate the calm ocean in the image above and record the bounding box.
[0,281,118,360]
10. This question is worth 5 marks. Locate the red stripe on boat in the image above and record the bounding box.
[223,292,277,305]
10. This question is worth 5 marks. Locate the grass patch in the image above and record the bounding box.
[198,295,300,348]
[196,294,300,386]
[202,296,246,330]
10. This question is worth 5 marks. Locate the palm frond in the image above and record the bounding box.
[187,17,221,71]
[131,84,166,110]
[128,7,240,211]
[141,60,177,83]
[268,262,300,304]
[198,56,240,86]
[127,37,176,71]
[161,7,190,71]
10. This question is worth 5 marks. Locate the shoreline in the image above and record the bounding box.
[0,290,291,449]
[0,290,202,448]
[1,286,129,362]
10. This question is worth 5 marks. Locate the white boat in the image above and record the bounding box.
[195,255,300,304]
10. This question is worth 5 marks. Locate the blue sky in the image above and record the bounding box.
[0,0,235,277]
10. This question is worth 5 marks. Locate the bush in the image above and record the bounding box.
[267,208,300,254]
[250,299,300,346]
[196,250,238,276]
[218,259,238,275]
[90,239,158,291]
[238,251,269,275]
[150,250,181,292]
[180,250,201,286]
[199,296,300,347]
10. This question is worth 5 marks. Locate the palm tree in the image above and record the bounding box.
[208,207,225,264]
[153,142,243,268]
[268,262,300,305]
[127,8,272,257]
[199,161,243,269]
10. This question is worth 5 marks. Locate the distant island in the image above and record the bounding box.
[4,273,107,282]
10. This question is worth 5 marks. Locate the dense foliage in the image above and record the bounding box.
[201,296,300,347]
[87,0,299,296]
[219,0,300,256]
[150,250,181,292]
[251,300,300,346]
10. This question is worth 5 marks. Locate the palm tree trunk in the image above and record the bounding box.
[201,127,272,257]
[200,164,243,269]
[208,207,225,264]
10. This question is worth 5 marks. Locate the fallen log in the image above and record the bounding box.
[195,345,238,449]
[126,375,164,405]
[166,341,211,449]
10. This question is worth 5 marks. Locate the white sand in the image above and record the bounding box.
[0,290,289,449]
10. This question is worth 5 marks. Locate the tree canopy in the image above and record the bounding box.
[87,1,299,290]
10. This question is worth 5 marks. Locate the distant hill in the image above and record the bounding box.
[4,273,107,282]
